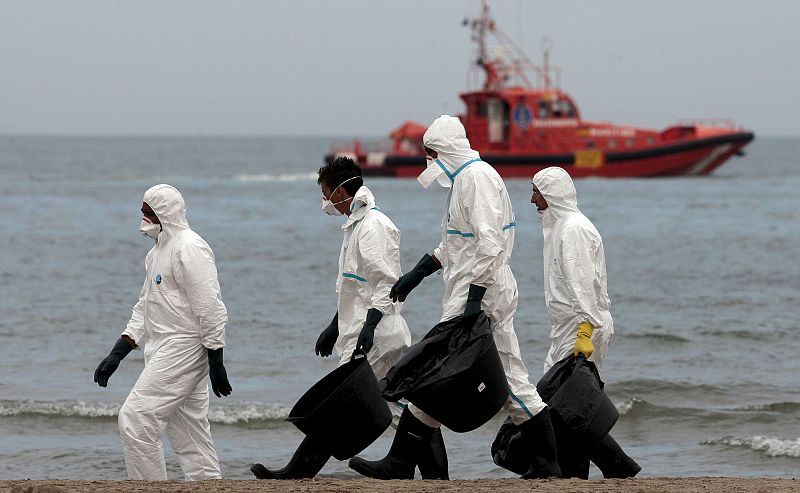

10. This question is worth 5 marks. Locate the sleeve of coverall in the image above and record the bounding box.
[558,224,604,328]
[175,240,228,349]
[464,175,506,287]
[432,240,445,264]
[122,250,153,348]
[122,278,147,348]
[358,221,398,314]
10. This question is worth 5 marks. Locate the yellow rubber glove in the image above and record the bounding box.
[573,322,594,358]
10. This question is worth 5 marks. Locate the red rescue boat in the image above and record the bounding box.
[326,1,754,178]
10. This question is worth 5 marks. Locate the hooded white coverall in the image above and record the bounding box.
[119,184,226,480]
[532,167,614,373]
[410,115,547,426]
[336,186,412,421]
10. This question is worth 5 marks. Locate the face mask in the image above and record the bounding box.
[321,176,359,216]
[321,197,345,216]
[139,218,161,240]
[417,156,452,189]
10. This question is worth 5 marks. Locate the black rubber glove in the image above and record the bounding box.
[315,312,339,357]
[208,347,232,398]
[390,253,441,302]
[355,308,383,356]
[94,338,134,388]
[463,284,487,318]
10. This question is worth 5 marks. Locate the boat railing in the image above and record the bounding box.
[677,118,739,129]
[329,139,392,153]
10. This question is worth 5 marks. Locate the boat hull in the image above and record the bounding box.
[328,131,754,179]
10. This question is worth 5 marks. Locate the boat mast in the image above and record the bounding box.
[468,0,502,90]
[542,37,552,89]
[467,0,548,91]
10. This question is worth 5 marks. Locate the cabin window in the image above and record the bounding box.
[608,139,617,149]
[625,139,635,147]
[477,102,488,118]
[551,100,565,118]
[540,99,577,119]
[561,100,577,118]
[538,100,550,119]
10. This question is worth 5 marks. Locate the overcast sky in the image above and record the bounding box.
[1,0,798,137]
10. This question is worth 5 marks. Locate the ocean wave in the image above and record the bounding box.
[0,399,290,424]
[614,397,659,417]
[234,172,317,182]
[616,397,641,415]
[697,328,787,341]
[613,397,800,427]
[207,402,290,424]
[0,399,119,418]
[732,402,800,413]
[626,333,690,343]
[608,378,731,397]
[702,436,800,458]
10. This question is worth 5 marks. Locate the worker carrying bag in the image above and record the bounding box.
[381,312,509,433]
[491,354,619,475]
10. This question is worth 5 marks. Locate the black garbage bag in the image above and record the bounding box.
[381,312,509,432]
[287,356,392,460]
[490,416,529,475]
[491,355,618,475]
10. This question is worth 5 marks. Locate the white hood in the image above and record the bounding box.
[418,115,480,188]
[142,184,189,238]
[532,167,579,221]
[531,167,614,372]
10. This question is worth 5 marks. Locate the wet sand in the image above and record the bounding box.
[3,478,799,493]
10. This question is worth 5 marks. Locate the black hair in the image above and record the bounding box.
[317,156,363,196]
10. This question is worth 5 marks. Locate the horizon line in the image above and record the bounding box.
[0,131,796,139]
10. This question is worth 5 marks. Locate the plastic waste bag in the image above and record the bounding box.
[381,312,509,432]
[492,355,618,475]
[288,356,392,460]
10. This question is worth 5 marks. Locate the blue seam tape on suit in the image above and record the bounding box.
[509,390,535,418]
[341,273,367,282]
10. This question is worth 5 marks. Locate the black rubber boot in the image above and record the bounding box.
[560,458,590,479]
[348,407,436,480]
[250,436,332,479]
[591,434,641,478]
[417,428,449,480]
[519,407,563,479]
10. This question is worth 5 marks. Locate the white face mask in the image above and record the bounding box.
[321,176,359,216]
[417,156,452,189]
[139,218,162,240]
[321,197,346,216]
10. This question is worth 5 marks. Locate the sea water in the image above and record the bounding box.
[0,135,798,479]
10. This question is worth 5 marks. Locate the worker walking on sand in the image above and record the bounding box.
[250,157,448,479]
[93,184,232,480]
[531,166,640,478]
[348,115,561,480]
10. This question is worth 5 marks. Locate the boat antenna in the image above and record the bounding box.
[541,37,552,89]
[465,0,501,90]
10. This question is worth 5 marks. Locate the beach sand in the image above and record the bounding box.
[3,478,799,493]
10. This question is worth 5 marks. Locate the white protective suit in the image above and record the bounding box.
[409,115,547,426]
[119,184,226,480]
[532,167,614,373]
[336,186,412,420]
